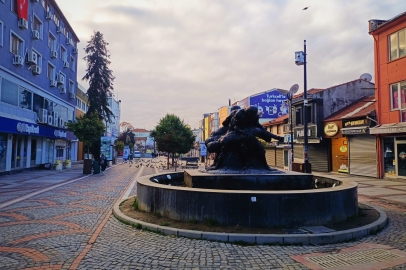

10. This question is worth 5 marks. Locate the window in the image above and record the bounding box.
[389,28,406,61]
[47,62,55,80]
[1,78,19,106]
[391,80,406,122]
[48,32,56,51]
[295,107,302,125]
[76,98,81,108]
[44,99,53,113]
[70,55,75,71]
[11,0,18,14]
[41,0,46,9]
[19,88,32,110]
[60,45,67,61]
[81,101,85,111]
[33,16,43,40]
[10,32,24,56]
[33,93,44,113]
[69,81,75,93]
[307,105,313,123]
[0,21,3,47]
[54,13,59,26]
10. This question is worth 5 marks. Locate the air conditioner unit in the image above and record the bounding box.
[32,30,40,40]
[51,51,58,58]
[18,18,28,29]
[27,50,38,65]
[63,61,69,68]
[13,55,24,66]
[57,74,64,85]
[38,108,48,123]
[57,26,63,33]
[32,65,41,75]
[60,85,66,94]
[69,92,75,99]
[72,47,78,54]
[59,118,65,128]
[47,115,53,125]
[50,80,57,87]
[46,12,53,20]
[66,38,72,45]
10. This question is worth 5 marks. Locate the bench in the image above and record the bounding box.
[181,157,199,168]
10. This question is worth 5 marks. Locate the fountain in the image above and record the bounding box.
[136,106,358,228]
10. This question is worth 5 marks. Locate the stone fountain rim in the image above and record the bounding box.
[113,195,387,245]
[138,170,358,194]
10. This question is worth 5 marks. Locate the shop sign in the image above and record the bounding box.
[341,127,368,135]
[295,126,318,139]
[16,123,39,134]
[370,126,406,134]
[324,122,339,136]
[54,130,67,138]
[283,134,296,144]
[343,118,369,128]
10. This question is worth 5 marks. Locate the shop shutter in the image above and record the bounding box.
[265,147,276,167]
[309,141,329,172]
[276,148,284,168]
[294,144,304,161]
[349,136,377,178]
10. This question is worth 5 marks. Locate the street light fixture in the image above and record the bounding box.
[295,40,309,173]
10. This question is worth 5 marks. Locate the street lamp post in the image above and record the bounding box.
[295,40,309,173]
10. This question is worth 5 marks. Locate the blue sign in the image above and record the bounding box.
[200,142,207,157]
[284,135,296,144]
[0,117,76,140]
[249,90,288,119]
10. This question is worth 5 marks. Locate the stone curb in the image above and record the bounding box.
[112,196,388,246]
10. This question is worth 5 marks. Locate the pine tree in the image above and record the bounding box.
[83,31,115,122]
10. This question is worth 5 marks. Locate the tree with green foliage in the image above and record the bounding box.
[150,114,195,166]
[66,112,105,158]
[83,31,115,121]
[82,31,115,159]
[116,129,135,150]
[114,140,125,153]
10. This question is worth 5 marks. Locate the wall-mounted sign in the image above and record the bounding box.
[343,118,370,128]
[16,123,39,134]
[341,127,369,135]
[324,122,339,136]
[200,142,207,156]
[54,130,67,138]
[295,126,318,139]
[249,90,288,119]
[340,146,348,152]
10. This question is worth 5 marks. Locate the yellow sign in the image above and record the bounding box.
[324,122,339,136]
[204,117,209,140]
[219,106,228,127]
[340,146,347,152]
[344,119,365,127]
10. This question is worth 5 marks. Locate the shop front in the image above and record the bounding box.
[323,121,348,173]
[371,123,406,179]
[0,117,76,174]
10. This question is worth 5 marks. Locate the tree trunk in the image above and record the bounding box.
[167,154,169,169]
[172,153,175,166]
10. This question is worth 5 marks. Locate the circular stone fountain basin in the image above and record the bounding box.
[136,170,358,228]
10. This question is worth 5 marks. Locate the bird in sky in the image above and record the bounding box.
[303,6,310,10]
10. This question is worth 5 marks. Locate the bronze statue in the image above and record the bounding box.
[205,106,283,173]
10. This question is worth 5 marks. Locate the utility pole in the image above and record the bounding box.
[303,40,309,173]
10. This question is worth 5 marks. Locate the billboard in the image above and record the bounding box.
[238,97,249,109]
[100,136,114,161]
[249,90,288,119]
[219,106,229,127]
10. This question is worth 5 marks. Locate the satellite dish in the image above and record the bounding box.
[289,84,299,94]
[360,73,372,82]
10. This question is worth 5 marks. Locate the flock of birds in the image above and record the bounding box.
[123,158,168,169]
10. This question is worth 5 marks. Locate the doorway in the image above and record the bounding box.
[396,141,406,177]
[331,137,348,173]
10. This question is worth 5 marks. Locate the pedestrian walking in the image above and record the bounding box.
[100,154,107,175]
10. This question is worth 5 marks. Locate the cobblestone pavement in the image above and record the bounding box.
[1,160,406,270]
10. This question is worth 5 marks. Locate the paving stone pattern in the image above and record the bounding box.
[0,162,406,269]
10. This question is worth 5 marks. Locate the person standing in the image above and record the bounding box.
[100,154,107,175]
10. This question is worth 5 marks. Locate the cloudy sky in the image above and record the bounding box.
[57,0,405,130]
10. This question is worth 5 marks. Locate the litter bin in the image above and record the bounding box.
[92,160,100,174]
[83,159,92,174]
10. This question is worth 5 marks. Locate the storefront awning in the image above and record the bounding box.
[341,126,369,135]
[369,123,406,135]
